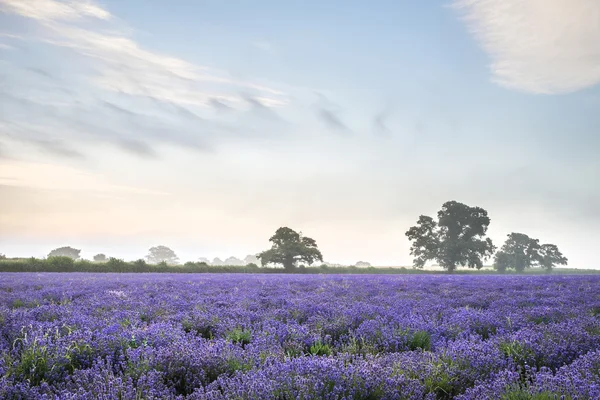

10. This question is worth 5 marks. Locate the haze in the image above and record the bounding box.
[0,0,598,267]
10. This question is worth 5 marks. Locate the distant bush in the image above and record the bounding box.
[93,254,107,262]
[0,259,597,275]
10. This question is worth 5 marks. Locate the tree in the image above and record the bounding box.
[146,246,179,265]
[224,256,244,266]
[494,233,541,272]
[493,251,511,273]
[405,201,495,272]
[93,254,107,262]
[0,253,6,260]
[212,257,224,266]
[257,227,323,271]
[537,243,567,272]
[48,246,81,260]
[243,254,259,265]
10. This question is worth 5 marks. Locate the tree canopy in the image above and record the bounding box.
[405,201,495,272]
[93,254,107,262]
[48,246,81,260]
[494,234,567,272]
[493,233,540,272]
[146,246,179,265]
[538,243,568,271]
[257,227,323,270]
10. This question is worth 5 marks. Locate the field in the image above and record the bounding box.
[1,274,599,399]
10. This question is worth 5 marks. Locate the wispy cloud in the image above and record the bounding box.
[453,0,600,94]
[373,102,395,135]
[0,0,288,108]
[0,0,297,158]
[317,108,350,133]
[0,0,110,21]
[311,93,351,133]
[209,97,233,113]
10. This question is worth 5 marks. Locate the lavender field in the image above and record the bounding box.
[1,273,599,399]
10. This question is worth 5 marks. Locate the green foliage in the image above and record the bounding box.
[495,234,567,272]
[501,388,572,400]
[394,356,459,399]
[405,201,496,272]
[46,256,75,270]
[47,246,81,260]
[308,340,332,356]
[106,257,128,271]
[257,227,323,270]
[227,328,252,347]
[494,251,512,273]
[133,259,147,268]
[408,330,431,351]
[0,258,591,274]
[537,243,568,272]
[495,233,540,273]
[9,338,51,386]
[499,340,534,370]
[93,253,107,262]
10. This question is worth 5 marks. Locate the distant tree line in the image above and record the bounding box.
[0,200,567,273]
[405,200,567,272]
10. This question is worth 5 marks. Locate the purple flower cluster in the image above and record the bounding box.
[0,273,599,399]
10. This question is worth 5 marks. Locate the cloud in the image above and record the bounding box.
[453,0,600,94]
[0,0,306,160]
[312,93,351,133]
[0,0,111,21]
[373,103,395,135]
[117,139,157,159]
[316,108,351,133]
[0,0,287,108]
[209,97,233,112]
[32,138,84,158]
[241,93,285,121]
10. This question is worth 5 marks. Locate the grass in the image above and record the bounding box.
[227,328,252,347]
[501,388,572,400]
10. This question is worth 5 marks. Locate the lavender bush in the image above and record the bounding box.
[1,273,599,399]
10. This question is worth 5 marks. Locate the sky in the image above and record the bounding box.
[0,0,599,267]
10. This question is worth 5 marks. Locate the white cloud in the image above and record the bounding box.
[453,0,600,94]
[0,0,110,21]
[0,0,287,107]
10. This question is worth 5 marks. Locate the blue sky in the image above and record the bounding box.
[0,0,599,267]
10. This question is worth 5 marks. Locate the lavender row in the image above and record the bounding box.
[1,273,599,399]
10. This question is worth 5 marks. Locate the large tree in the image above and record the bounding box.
[537,243,568,272]
[405,201,495,272]
[494,233,541,273]
[257,227,323,271]
[48,246,81,260]
[146,246,179,265]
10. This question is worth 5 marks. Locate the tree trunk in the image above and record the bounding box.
[283,257,295,271]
